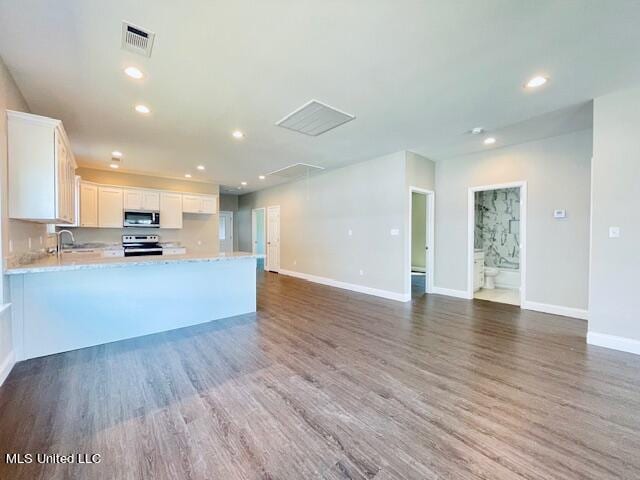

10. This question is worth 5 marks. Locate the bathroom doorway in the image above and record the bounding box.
[467,181,526,306]
[408,187,434,297]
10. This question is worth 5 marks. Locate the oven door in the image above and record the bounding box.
[123,211,160,228]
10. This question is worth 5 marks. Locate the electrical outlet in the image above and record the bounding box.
[390,228,400,236]
[293,260,297,266]
[609,226,621,238]
[348,229,353,236]
[359,269,364,276]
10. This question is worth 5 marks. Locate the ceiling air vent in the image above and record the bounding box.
[267,163,324,180]
[121,22,155,57]
[276,100,355,136]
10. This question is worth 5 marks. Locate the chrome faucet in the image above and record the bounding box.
[56,229,75,257]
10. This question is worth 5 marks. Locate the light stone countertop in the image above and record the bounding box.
[4,251,258,275]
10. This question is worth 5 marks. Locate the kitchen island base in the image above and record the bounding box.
[9,256,256,360]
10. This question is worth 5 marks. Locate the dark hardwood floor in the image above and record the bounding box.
[1,271,640,479]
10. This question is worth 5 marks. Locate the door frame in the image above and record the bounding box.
[251,207,266,256]
[467,181,527,302]
[218,211,234,253]
[266,205,281,272]
[406,187,435,296]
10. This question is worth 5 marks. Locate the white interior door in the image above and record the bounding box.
[219,211,234,253]
[266,206,280,272]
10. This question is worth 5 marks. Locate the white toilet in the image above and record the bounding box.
[484,267,499,289]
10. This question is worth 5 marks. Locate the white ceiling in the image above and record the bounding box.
[1,1,639,193]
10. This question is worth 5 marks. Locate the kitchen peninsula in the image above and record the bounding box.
[6,252,257,360]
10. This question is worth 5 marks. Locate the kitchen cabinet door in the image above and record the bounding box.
[160,192,182,229]
[124,189,143,210]
[80,182,98,227]
[142,191,160,211]
[98,186,123,228]
[182,195,202,214]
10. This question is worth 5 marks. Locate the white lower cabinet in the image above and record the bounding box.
[98,187,123,228]
[160,192,183,229]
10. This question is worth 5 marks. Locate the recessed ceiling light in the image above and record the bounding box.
[470,127,484,135]
[111,150,123,158]
[525,75,548,89]
[124,66,143,79]
[196,165,205,171]
[484,137,496,145]
[259,175,265,180]
[184,173,192,178]
[109,163,119,169]
[241,181,247,186]
[135,104,150,114]
[232,130,244,139]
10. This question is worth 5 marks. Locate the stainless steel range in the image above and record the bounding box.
[122,234,163,257]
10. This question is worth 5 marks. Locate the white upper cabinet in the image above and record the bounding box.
[7,111,77,223]
[80,182,99,228]
[98,186,123,228]
[142,191,160,211]
[182,194,217,214]
[160,192,182,229]
[123,189,143,210]
[124,189,160,211]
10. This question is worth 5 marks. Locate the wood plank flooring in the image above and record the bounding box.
[1,271,640,479]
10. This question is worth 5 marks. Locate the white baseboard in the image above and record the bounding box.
[279,269,411,302]
[0,350,15,387]
[521,300,588,320]
[587,332,640,356]
[431,286,472,299]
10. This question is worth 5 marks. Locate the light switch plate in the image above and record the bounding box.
[609,226,621,238]
[553,209,566,219]
[390,228,400,236]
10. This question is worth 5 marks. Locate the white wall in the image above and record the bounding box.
[239,151,408,297]
[238,151,434,299]
[589,86,640,352]
[434,130,592,311]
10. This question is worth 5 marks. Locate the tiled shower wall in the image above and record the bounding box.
[474,187,520,270]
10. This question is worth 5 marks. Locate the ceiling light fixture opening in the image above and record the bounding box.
[196,165,205,171]
[184,173,192,178]
[241,181,247,186]
[484,137,496,145]
[135,104,150,114]
[525,75,548,89]
[111,150,123,158]
[124,66,144,79]
[258,175,265,180]
[232,130,244,139]
[109,163,119,169]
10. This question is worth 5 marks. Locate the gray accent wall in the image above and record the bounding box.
[239,151,435,296]
[435,129,592,309]
[590,86,640,342]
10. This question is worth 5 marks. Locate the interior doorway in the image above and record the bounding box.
[252,207,266,270]
[408,187,435,297]
[219,211,234,253]
[266,205,281,273]
[467,181,526,306]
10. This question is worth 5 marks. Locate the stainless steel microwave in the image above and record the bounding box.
[123,210,160,228]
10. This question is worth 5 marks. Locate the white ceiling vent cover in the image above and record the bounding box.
[121,22,155,57]
[276,100,355,136]
[267,163,324,180]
